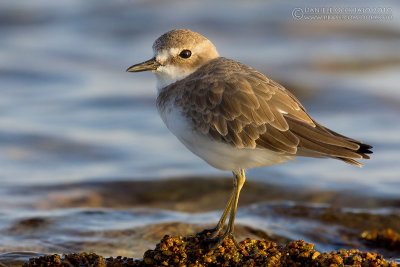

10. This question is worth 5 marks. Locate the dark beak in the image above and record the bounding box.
[126,57,160,72]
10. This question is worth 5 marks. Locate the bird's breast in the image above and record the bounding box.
[156,86,188,136]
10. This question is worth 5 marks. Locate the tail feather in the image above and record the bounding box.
[286,118,373,166]
[337,157,363,167]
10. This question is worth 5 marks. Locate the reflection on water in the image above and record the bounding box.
[1,0,400,264]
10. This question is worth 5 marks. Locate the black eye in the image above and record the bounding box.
[179,49,192,59]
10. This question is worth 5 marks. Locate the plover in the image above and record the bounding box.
[126,29,372,250]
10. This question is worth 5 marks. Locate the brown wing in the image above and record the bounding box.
[160,57,372,166]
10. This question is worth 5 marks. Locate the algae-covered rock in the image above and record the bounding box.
[362,228,400,251]
[24,232,399,267]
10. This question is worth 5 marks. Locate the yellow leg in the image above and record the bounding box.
[222,169,245,246]
[196,182,234,237]
[209,191,234,238]
[201,169,246,250]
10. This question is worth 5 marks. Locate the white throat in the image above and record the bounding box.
[154,65,196,92]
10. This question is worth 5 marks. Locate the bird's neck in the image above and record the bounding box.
[154,65,197,93]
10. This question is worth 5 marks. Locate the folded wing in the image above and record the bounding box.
[160,57,372,166]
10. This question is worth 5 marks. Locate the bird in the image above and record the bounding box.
[126,29,373,250]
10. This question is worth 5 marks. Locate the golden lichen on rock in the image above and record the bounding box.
[361,228,400,251]
[24,232,398,267]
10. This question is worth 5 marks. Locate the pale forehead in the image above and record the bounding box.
[152,29,209,52]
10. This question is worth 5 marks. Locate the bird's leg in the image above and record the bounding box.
[208,190,234,238]
[201,169,246,251]
[195,188,234,238]
[220,169,245,247]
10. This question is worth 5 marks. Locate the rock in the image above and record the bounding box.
[362,228,400,251]
[24,232,398,267]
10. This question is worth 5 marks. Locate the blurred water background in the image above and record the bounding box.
[1,0,400,265]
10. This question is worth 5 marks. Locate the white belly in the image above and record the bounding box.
[158,103,293,171]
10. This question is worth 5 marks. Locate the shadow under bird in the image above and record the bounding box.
[126,29,373,250]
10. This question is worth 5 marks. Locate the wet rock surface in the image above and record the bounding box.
[24,233,399,267]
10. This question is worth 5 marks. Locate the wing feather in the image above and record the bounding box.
[157,57,372,166]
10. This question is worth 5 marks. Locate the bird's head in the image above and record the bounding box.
[126,29,219,89]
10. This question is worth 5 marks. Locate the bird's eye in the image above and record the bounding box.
[179,49,192,59]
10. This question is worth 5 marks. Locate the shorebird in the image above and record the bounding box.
[126,29,372,250]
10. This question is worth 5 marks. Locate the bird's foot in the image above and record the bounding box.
[199,233,239,251]
[195,226,221,239]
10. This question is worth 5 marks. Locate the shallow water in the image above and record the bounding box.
[1,0,400,265]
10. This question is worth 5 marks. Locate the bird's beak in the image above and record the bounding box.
[126,57,160,72]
